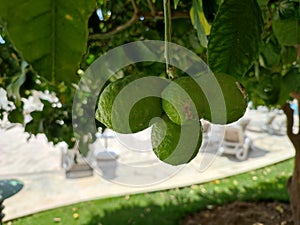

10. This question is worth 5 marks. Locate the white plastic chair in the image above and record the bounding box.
[218,125,252,160]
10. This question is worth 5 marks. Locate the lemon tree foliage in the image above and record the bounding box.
[0,0,299,152]
[0,0,299,164]
[241,0,300,108]
[0,0,299,158]
[2,0,300,221]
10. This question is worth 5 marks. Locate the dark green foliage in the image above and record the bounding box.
[25,100,75,147]
[207,0,264,79]
[202,0,219,23]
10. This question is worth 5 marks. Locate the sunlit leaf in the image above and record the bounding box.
[190,0,210,48]
[174,0,180,9]
[207,0,263,78]
[0,0,96,84]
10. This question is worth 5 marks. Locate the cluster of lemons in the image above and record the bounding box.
[96,73,247,165]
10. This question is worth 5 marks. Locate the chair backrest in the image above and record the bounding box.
[224,126,244,144]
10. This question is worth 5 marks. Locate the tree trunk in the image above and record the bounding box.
[282,93,300,225]
[287,147,300,225]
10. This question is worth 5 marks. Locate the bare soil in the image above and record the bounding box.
[182,201,293,225]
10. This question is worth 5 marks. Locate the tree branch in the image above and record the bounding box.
[282,94,300,152]
[142,11,190,19]
[147,0,156,17]
[89,0,139,40]
[131,0,139,13]
[89,10,190,40]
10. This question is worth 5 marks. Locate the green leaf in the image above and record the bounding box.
[256,72,281,105]
[259,36,281,69]
[0,0,95,84]
[7,107,24,124]
[190,0,210,48]
[207,0,263,78]
[279,67,300,104]
[174,0,180,9]
[272,19,300,46]
[25,111,44,134]
[281,46,297,65]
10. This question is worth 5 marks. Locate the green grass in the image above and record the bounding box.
[6,159,293,225]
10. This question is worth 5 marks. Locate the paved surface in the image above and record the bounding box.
[0,108,296,221]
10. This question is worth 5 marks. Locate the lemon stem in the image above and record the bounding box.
[163,0,173,79]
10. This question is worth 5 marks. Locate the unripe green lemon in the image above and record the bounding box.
[162,74,247,125]
[162,76,209,125]
[204,73,247,124]
[96,74,169,133]
[151,115,202,166]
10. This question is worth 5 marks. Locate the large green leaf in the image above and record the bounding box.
[207,0,263,78]
[273,19,300,46]
[0,0,95,84]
